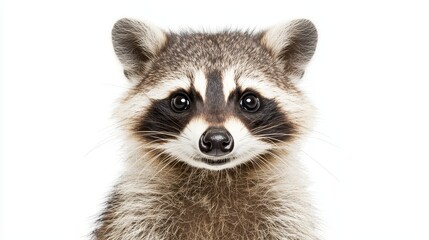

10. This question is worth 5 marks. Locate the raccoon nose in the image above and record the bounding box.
[199,128,234,156]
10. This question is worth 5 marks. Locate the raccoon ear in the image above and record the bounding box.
[262,19,318,81]
[112,18,167,83]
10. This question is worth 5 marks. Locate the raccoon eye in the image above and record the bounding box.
[240,93,260,112]
[171,93,191,112]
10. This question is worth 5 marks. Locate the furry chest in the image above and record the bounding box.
[156,185,277,240]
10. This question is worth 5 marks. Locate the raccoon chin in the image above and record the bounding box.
[199,157,234,166]
[186,156,240,171]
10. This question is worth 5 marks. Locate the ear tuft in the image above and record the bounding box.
[262,19,318,81]
[112,18,167,83]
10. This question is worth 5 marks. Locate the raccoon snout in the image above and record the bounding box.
[199,128,234,157]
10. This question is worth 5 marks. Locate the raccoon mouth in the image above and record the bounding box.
[200,158,231,166]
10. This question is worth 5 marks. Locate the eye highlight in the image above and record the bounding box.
[171,93,191,112]
[239,92,260,112]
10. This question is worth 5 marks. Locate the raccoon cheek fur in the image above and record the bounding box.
[94,18,319,240]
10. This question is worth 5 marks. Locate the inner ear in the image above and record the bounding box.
[112,18,168,84]
[261,19,318,81]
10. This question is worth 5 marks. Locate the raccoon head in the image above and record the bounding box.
[112,18,317,171]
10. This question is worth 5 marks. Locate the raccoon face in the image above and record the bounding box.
[112,19,317,171]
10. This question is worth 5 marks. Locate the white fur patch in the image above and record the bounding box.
[146,77,191,100]
[141,21,168,55]
[193,70,207,102]
[262,22,291,58]
[115,76,192,125]
[114,93,151,124]
[163,116,270,171]
[223,117,271,166]
[162,117,209,167]
[237,76,307,115]
[222,68,237,102]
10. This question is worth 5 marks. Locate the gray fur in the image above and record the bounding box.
[94,18,319,240]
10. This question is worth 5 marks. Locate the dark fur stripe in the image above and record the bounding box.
[135,79,295,144]
[135,96,194,143]
[204,69,225,123]
[229,89,296,143]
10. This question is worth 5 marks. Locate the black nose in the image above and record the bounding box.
[199,128,234,156]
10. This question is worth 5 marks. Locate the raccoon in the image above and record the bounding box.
[94,18,318,240]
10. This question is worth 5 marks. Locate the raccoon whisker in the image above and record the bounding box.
[128,141,166,152]
[92,117,129,132]
[134,116,184,130]
[103,118,162,137]
[135,130,178,135]
[135,149,174,179]
[85,133,122,157]
[255,130,337,149]
[183,158,202,186]
[136,144,167,153]
[234,114,286,135]
[235,119,292,147]
[298,149,339,182]
[135,131,183,139]
[264,150,290,167]
[142,110,186,130]
[249,122,293,134]
[85,119,139,156]
[108,116,185,142]
[147,154,177,182]
[121,135,179,149]
[247,119,338,147]
[247,154,269,176]
[167,156,184,172]
[250,154,270,171]
[293,122,338,143]
[127,145,166,169]
[134,121,184,134]
[238,151,260,167]
[254,134,300,141]
[101,83,133,90]
[123,138,165,148]
[138,131,192,142]
[254,132,299,137]
[258,132,339,151]
[125,142,175,172]
[295,136,339,150]
[256,154,282,175]
[250,136,289,146]
[250,120,291,132]
[271,144,339,181]
[141,143,193,174]
[88,133,169,173]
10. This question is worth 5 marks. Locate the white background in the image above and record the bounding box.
[1,1,429,239]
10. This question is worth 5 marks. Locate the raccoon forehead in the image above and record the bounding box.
[138,67,292,102]
[223,68,293,101]
[145,76,192,100]
[236,75,284,97]
[134,70,206,101]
